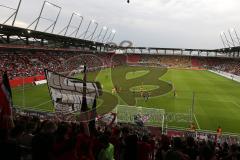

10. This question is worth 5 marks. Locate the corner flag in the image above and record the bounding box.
[0,72,14,129]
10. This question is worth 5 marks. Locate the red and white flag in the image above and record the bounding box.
[0,72,14,129]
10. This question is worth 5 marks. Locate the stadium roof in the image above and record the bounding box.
[0,24,240,58]
[0,24,110,50]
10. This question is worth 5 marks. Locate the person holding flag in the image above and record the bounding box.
[0,72,14,129]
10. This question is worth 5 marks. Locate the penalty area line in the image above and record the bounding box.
[194,114,201,130]
[31,100,52,108]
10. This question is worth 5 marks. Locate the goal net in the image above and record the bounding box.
[113,105,165,128]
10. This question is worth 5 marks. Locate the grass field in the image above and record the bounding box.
[12,66,240,133]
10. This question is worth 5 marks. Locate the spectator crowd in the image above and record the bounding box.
[1,114,240,160]
[1,50,240,160]
[1,50,240,80]
[0,51,115,79]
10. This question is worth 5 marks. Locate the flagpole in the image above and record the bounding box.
[81,65,87,112]
[80,65,91,136]
[89,96,97,134]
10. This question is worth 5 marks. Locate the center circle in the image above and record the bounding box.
[130,85,159,92]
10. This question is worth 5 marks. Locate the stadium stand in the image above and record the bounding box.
[127,54,141,64]
[1,50,240,159]
[1,114,240,160]
[0,52,113,79]
[1,1,240,159]
[194,57,240,75]
[191,58,201,68]
[1,51,240,81]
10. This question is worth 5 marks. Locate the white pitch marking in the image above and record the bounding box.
[194,114,201,130]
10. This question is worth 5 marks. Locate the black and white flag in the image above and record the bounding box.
[45,70,102,114]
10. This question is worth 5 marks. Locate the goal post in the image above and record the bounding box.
[113,105,165,132]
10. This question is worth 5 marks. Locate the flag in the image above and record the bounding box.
[0,72,14,129]
[44,69,101,114]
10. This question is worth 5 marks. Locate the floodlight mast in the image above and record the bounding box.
[110,30,116,42]
[51,7,61,33]
[231,28,240,46]
[228,29,236,47]
[96,26,107,41]
[106,30,116,42]
[0,4,15,10]
[223,32,232,48]
[34,1,46,31]
[1,0,22,26]
[83,20,94,39]
[220,33,227,48]
[46,1,60,8]
[64,12,74,36]
[101,27,109,43]
[12,0,22,26]
[74,13,84,38]
[106,31,113,43]
[34,1,62,33]
[90,22,99,40]
[1,5,16,24]
[58,12,83,37]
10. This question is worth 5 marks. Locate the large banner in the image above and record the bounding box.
[45,70,102,114]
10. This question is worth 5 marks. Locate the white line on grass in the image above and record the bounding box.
[14,100,53,112]
[194,114,201,130]
[29,100,52,108]
[231,102,240,109]
[14,100,52,108]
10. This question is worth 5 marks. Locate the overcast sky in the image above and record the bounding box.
[0,0,240,49]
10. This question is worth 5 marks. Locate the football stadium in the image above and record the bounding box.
[1,0,240,159]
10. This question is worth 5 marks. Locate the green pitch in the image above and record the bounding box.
[12,66,240,133]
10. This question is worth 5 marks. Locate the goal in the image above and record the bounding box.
[113,105,165,129]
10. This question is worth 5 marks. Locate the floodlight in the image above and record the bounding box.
[74,12,81,16]
[45,1,50,5]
